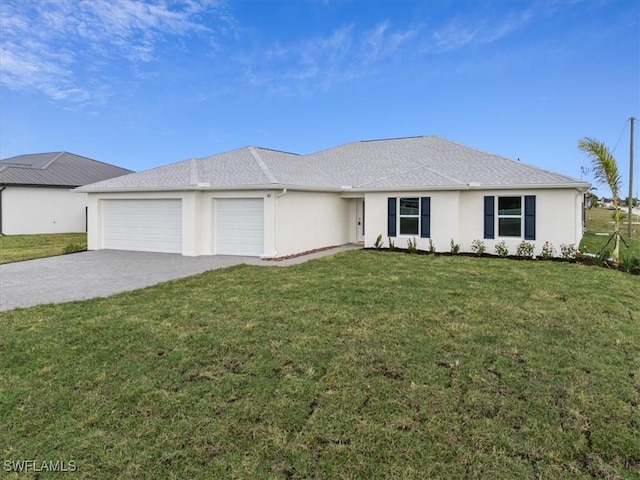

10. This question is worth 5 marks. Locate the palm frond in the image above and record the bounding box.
[577,137,621,197]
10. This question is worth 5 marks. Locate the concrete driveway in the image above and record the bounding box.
[0,250,258,311]
[0,245,360,312]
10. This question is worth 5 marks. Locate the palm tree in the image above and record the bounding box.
[578,137,622,263]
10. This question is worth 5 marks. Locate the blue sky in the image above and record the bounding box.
[1,0,638,196]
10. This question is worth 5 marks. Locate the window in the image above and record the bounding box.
[399,198,419,235]
[484,195,535,240]
[388,197,430,238]
[497,196,522,237]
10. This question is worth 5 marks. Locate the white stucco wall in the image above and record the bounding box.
[275,191,351,257]
[1,186,88,234]
[364,188,585,256]
[458,188,585,254]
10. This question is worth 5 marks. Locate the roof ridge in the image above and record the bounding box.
[42,152,66,170]
[248,147,278,184]
[189,158,199,185]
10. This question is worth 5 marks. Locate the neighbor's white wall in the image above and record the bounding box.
[365,188,584,255]
[276,191,350,257]
[364,190,461,252]
[2,186,87,234]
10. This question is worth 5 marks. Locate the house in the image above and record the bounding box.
[0,152,132,235]
[76,136,590,257]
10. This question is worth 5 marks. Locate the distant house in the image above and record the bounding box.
[77,136,590,257]
[0,152,132,235]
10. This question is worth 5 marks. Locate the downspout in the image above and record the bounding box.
[269,188,287,258]
[0,186,6,236]
[576,189,587,246]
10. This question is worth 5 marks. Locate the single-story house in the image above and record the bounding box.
[0,152,132,235]
[76,136,590,257]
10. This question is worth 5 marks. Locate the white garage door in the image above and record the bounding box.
[103,199,182,254]
[216,198,264,256]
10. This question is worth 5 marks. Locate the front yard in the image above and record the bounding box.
[580,207,640,259]
[0,233,87,264]
[1,251,638,479]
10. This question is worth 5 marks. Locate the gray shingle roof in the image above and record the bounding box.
[0,152,133,187]
[77,136,588,192]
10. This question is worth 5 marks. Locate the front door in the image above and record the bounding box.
[356,199,365,242]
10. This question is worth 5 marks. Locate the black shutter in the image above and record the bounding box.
[524,195,536,240]
[484,196,495,239]
[420,197,431,238]
[387,197,397,237]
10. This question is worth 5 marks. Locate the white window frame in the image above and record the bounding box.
[497,196,523,238]
[398,197,420,236]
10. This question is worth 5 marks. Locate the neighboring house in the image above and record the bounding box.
[77,136,590,257]
[0,152,132,235]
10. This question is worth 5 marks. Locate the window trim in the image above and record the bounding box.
[496,196,522,238]
[398,197,420,236]
[389,197,430,238]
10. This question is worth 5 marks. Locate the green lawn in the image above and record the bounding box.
[0,233,87,264]
[581,207,640,258]
[1,251,638,479]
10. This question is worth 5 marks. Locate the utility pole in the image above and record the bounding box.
[629,117,635,237]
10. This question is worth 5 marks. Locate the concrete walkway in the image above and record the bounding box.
[0,245,360,311]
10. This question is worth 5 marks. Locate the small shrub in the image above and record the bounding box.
[470,239,485,256]
[539,241,555,260]
[594,249,611,268]
[559,243,577,260]
[450,238,460,254]
[495,241,509,257]
[374,234,383,250]
[388,238,396,251]
[407,237,417,254]
[516,241,534,259]
[428,239,436,254]
[619,254,640,273]
[63,243,85,255]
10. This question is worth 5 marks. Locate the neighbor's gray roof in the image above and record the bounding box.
[77,136,589,192]
[0,152,133,187]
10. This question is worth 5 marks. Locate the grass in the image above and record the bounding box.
[581,207,640,259]
[0,233,87,264]
[1,251,639,479]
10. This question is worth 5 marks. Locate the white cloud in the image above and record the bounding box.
[244,21,421,95]
[0,0,232,103]
[430,8,534,53]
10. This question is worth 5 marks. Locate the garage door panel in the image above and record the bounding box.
[216,198,264,256]
[103,199,182,254]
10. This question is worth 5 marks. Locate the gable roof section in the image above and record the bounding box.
[77,136,589,193]
[0,152,133,187]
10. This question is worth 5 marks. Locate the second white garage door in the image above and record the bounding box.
[216,198,264,256]
[103,199,182,254]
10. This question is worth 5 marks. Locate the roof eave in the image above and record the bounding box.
[76,183,345,194]
[351,182,591,192]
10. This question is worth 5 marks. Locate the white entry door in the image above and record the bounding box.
[215,198,264,256]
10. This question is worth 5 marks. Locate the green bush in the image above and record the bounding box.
[495,241,509,257]
[428,239,436,254]
[539,241,555,260]
[450,238,460,254]
[407,237,417,254]
[374,234,383,250]
[470,239,485,256]
[560,243,577,260]
[516,241,534,259]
